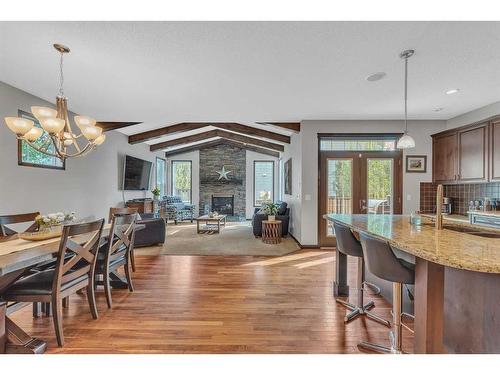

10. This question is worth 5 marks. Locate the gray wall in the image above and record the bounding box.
[0,81,164,221]
[446,100,500,129]
[282,120,447,246]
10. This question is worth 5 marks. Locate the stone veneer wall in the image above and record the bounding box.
[199,143,246,218]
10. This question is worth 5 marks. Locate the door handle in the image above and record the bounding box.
[359,199,367,212]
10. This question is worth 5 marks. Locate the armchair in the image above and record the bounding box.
[252,201,290,237]
[163,195,196,224]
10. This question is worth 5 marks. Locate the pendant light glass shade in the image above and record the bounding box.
[80,124,102,140]
[31,106,58,121]
[4,117,34,136]
[94,133,106,145]
[40,117,66,134]
[396,133,416,149]
[22,127,44,142]
[74,115,97,128]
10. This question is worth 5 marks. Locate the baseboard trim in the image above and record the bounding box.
[289,233,320,249]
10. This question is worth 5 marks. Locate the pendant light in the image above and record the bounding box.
[396,49,416,149]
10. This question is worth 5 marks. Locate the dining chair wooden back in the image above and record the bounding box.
[3,218,105,347]
[98,213,137,308]
[108,207,138,224]
[0,212,40,237]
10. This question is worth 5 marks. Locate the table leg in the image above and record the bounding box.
[197,220,200,234]
[333,249,349,297]
[217,220,220,233]
[4,317,47,354]
[414,257,445,353]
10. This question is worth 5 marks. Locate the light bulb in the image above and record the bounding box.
[40,117,66,135]
[396,133,416,149]
[63,132,73,140]
[93,133,106,145]
[22,127,43,142]
[63,139,73,146]
[31,106,58,121]
[74,115,96,128]
[80,124,102,140]
[4,117,34,136]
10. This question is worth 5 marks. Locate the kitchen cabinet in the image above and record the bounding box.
[432,132,458,184]
[490,120,500,181]
[432,121,489,184]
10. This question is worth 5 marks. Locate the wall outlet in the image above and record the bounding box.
[305,194,312,201]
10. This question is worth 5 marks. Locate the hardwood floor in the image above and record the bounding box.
[10,250,414,353]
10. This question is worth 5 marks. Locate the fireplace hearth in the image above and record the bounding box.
[212,195,234,216]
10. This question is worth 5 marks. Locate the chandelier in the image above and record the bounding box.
[3,43,105,160]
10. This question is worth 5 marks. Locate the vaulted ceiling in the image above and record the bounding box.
[2,21,500,155]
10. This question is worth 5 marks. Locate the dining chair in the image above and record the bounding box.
[108,207,138,271]
[96,213,137,308]
[0,212,40,237]
[3,219,105,347]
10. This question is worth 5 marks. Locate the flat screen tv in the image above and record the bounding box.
[122,155,152,191]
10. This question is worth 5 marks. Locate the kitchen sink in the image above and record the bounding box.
[421,222,500,238]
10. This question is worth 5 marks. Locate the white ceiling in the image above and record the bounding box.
[2,21,500,139]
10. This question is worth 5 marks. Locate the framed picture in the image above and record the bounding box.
[284,158,292,195]
[406,155,427,173]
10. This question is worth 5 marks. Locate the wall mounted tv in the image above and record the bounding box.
[122,155,152,191]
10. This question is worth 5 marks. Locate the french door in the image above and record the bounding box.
[318,151,402,247]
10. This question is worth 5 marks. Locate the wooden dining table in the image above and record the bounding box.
[0,223,144,354]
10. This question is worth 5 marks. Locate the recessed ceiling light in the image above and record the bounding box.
[446,89,460,95]
[433,107,444,112]
[366,72,386,82]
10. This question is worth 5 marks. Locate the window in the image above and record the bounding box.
[320,139,396,151]
[18,110,65,170]
[155,157,166,197]
[254,161,274,207]
[171,160,192,203]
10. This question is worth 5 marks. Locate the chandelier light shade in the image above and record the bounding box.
[397,49,416,150]
[3,43,105,160]
[5,117,34,135]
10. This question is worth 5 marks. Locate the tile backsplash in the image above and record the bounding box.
[419,182,500,215]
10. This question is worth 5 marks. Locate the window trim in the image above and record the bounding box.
[171,160,192,204]
[253,160,275,207]
[17,110,66,171]
[155,157,167,196]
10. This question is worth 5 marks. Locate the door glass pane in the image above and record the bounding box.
[156,158,166,197]
[327,159,352,236]
[367,158,393,215]
[254,161,274,206]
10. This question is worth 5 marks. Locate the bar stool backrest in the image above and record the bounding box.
[334,222,363,257]
[359,232,414,284]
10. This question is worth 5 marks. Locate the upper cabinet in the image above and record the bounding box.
[432,121,490,184]
[490,120,500,181]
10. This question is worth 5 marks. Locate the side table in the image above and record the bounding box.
[262,220,282,244]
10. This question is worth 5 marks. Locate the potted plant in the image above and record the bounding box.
[151,186,161,200]
[35,212,75,233]
[263,203,279,221]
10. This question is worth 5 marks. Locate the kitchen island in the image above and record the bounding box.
[326,213,500,354]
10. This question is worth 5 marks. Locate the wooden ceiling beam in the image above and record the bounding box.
[210,123,290,143]
[130,122,291,145]
[164,138,280,158]
[150,130,219,151]
[97,122,142,132]
[214,130,284,151]
[257,122,301,132]
[151,129,284,152]
[128,123,206,144]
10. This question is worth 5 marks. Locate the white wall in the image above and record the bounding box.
[283,120,446,246]
[446,100,500,129]
[0,81,164,221]
[166,150,200,213]
[245,150,279,219]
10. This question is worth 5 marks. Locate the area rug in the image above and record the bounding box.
[135,221,300,256]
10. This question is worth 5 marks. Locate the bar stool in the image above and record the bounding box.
[333,222,390,326]
[358,232,415,354]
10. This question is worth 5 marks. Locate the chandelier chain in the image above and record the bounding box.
[58,51,65,97]
[404,55,408,133]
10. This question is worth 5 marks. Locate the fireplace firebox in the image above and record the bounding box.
[212,195,234,215]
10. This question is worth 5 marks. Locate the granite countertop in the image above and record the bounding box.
[467,210,500,217]
[326,214,500,274]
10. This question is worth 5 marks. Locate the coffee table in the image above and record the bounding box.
[196,214,227,234]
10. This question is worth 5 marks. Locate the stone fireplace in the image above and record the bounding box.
[199,143,246,218]
[212,195,234,215]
